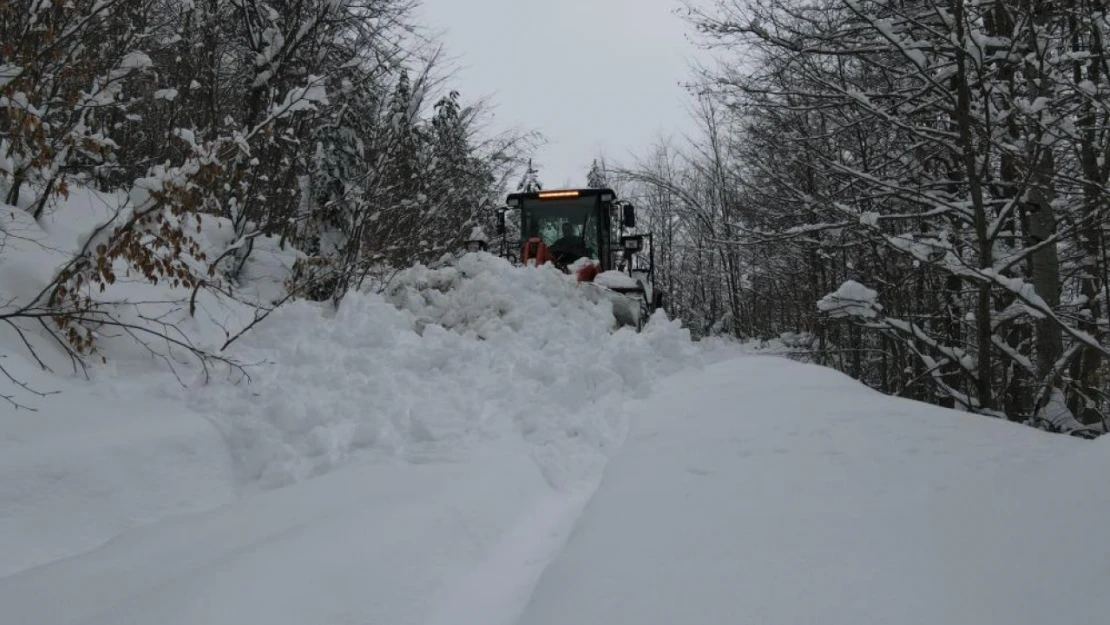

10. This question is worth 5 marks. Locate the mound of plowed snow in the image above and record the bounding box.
[162,252,696,491]
[385,253,624,339]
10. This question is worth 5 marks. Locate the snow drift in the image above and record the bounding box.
[2,190,696,577]
[173,252,695,491]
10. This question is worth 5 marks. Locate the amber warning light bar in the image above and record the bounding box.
[536,190,580,199]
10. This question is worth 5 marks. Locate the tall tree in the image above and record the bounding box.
[587,158,607,188]
[518,158,543,192]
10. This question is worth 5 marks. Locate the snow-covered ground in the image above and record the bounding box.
[516,356,1108,625]
[2,192,1108,625]
[2,441,595,625]
[6,348,1107,625]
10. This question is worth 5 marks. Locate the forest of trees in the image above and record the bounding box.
[4,0,549,275]
[614,0,1110,436]
[0,0,538,390]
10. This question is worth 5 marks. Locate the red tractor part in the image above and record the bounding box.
[576,263,600,283]
[521,237,552,266]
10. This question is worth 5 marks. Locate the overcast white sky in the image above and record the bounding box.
[417,0,699,189]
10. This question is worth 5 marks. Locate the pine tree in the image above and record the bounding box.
[586,158,607,188]
[429,90,478,249]
[517,158,543,192]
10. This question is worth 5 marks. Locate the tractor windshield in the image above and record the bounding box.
[520,197,600,261]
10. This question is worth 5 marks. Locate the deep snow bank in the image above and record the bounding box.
[0,355,234,578]
[0,189,298,379]
[2,229,697,576]
[1,189,294,577]
[173,252,697,491]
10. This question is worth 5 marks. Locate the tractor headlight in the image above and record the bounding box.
[621,237,642,251]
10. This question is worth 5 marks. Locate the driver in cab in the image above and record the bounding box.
[549,222,589,265]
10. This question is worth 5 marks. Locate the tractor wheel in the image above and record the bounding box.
[652,290,665,314]
[636,294,651,332]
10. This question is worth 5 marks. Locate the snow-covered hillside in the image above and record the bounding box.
[2,195,1108,625]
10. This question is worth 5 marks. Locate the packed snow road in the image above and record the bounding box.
[1,441,596,625]
[4,354,1107,625]
[516,356,1108,625]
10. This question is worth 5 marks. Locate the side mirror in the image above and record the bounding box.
[622,204,636,228]
[496,210,506,235]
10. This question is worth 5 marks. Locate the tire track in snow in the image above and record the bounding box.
[424,477,600,625]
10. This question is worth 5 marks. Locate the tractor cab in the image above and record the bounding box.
[491,187,665,327]
[497,188,635,272]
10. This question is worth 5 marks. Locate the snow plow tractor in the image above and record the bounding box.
[492,188,665,329]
